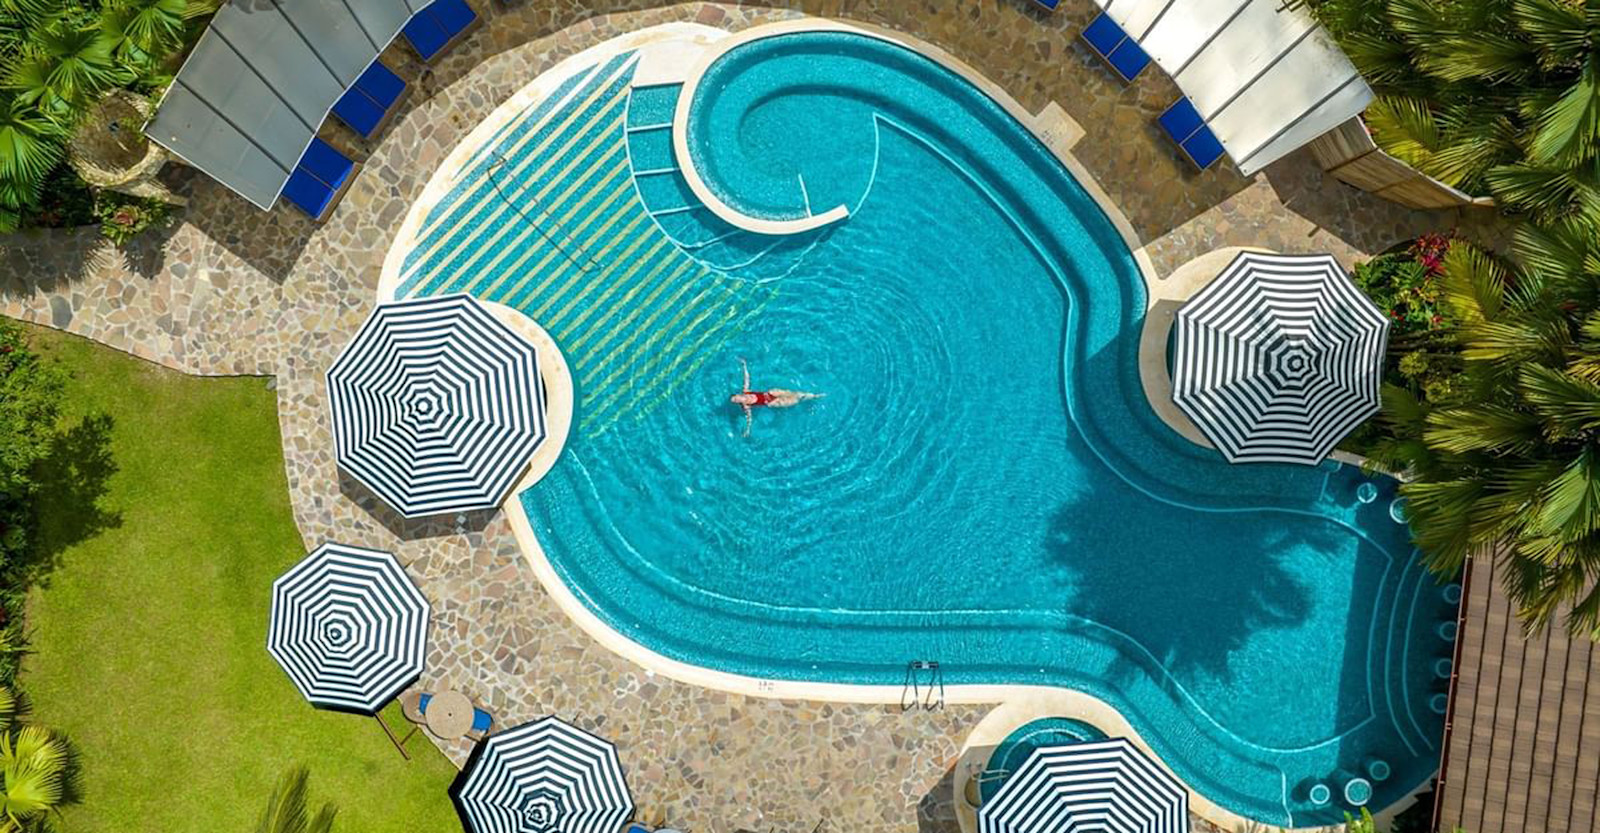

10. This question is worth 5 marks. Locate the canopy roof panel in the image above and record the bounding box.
[145,0,430,209]
[1096,0,1373,174]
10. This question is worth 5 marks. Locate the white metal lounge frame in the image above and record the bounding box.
[1092,0,1374,175]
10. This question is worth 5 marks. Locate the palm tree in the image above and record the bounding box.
[1371,217,1600,634]
[0,93,62,229]
[0,686,72,833]
[100,0,187,70]
[5,16,126,122]
[256,767,336,833]
[1306,0,1600,225]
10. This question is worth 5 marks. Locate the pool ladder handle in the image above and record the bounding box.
[902,660,945,712]
[486,150,602,272]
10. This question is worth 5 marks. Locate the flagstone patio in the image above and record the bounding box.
[0,2,1497,831]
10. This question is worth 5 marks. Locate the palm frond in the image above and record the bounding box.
[0,95,61,187]
[1519,364,1600,435]
[1529,58,1600,166]
[1422,404,1543,453]
[1512,0,1594,68]
[1365,95,1441,166]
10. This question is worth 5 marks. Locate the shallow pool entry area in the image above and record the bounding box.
[390,28,1451,828]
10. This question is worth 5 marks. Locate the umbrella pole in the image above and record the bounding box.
[376,712,411,760]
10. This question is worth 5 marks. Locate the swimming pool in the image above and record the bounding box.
[389,25,1449,828]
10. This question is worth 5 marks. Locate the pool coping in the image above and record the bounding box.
[391,17,1418,832]
[483,301,573,493]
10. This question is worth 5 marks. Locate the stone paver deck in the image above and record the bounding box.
[0,2,1497,831]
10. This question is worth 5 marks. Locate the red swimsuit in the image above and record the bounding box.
[748,391,776,407]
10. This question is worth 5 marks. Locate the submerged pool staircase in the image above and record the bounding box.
[393,53,783,435]
[623,83,826,281]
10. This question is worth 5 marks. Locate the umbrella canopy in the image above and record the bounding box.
[979,738,1189,833]
[1173,252,1390,465]
[328,293,547,518]
[451,716,634,833]
[267,542,429,713]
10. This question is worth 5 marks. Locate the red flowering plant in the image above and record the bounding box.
[1352,233,1457,336]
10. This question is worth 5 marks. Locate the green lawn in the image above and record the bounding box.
[16,322,461,831]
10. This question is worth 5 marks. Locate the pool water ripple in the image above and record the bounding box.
[395,30,1449,828]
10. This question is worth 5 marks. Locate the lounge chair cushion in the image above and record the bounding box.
[1159,98,1226,170]
[1081,12,1149,82]
[403,0,477,62]
[282,169,334,220]
[470,707,492,733]
[1082,12,1125,56]
[430,0,477,32]
[298,137,354,191]
[354,61,406,109]
[1181,126,1227,169]
[1106,39,1151,80]
[1032,0,1062,9]
[332,88,387,138]
[1159,97,1206,143]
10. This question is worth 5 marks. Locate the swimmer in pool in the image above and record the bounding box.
[730,359,822,436]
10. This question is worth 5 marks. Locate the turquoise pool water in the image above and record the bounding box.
[393,32,1451,827]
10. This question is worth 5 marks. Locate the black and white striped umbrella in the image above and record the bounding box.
[450,716,634,833]
[327,293,546,518]
[979,738,1189,833]
[267,542,430,714]
[1173,252,1390,465]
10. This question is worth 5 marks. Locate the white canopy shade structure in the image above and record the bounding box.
[144,0,430,209]
[1091,0,1373,174]
[979,739,1190,833]
[1172,252,1390,465]
[327,293,548,518]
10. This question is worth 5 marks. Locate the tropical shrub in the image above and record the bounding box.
[1349,234,1466,405]
[0,0,202,233]
[256,767,336,833]
[93,188,169,244]
[1304,0,1600,225]
[1369,217,1600,634]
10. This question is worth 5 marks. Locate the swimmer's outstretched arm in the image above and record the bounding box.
[743,405,752,437]
[741,358,751,393]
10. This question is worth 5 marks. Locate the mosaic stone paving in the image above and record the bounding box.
[0,2,1507,831]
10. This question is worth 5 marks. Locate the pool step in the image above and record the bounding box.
[395,54,774,435]
[624,85,824,281]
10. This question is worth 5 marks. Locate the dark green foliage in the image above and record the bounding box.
[1367,219,1600,634]
[93,187,169,244]
[0,0,198,234]
[1303,0,1600,225]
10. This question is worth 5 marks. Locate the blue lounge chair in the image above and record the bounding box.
[1031,0,1062,8]
[332,61,409,139]
[1081,11,1150,83]
[403,0,480,63]
[1158,97,1226,170]
[282,137,357,221]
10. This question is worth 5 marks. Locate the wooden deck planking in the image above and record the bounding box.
[1438,555,1600,833]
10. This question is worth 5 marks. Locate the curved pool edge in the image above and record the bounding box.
[375,21,735,303]
[386,19,1426,832]
[507,492,1360,833]
[483,301,574,493]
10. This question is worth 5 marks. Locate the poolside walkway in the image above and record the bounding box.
[0,2,1493,831]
